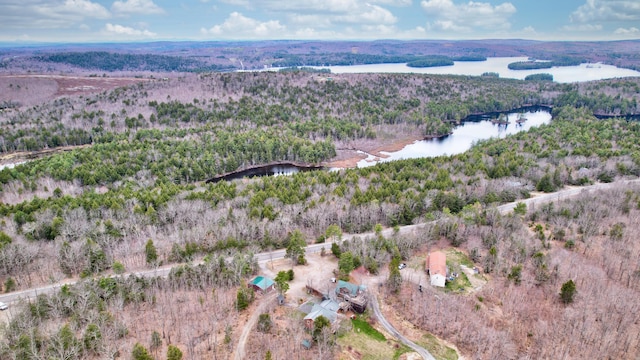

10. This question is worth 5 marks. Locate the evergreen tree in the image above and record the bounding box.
[132,343,154,360]
[387,257,403,293]
[145,239,158,265]
[560,279,577,304]
[167,345,183,360]
[285,230,306,265]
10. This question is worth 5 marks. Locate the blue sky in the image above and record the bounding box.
[1,0,639,42]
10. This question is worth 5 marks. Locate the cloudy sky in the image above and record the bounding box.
[1,0,639,43]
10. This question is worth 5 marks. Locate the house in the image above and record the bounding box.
[335,280,368,313]
[248,276,275,292]
[335,280,364,297]
[426,251,447,287]
[303,299,340,329]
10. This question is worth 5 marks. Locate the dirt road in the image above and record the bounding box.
[234,292,277,360]
[370,292,436,360]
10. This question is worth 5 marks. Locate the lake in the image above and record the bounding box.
[357,106,552,168]
[309,57,640,83]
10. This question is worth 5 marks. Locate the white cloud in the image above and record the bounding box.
[420,0,516,33]
[59,0,110,18]
[355,4,397,24]
[221,0,408,14]
[104,22,156,37]
[570,0,640,23]
[112,0,164,15]
[614,26,640,34]
[0,0,110,29]
[201,12,286,38]
[290,4,397,25]
[373,0,412,5]
[562,23,603,32]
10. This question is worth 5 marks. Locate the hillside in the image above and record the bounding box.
[0,47,639,358]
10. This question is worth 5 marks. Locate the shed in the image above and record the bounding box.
[301,339,312,350]
[249,276,275,292]
[426,251,447,287]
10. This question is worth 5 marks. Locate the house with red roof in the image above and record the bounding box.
[426,251,447,287]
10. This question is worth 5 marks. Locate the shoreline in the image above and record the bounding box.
[325,135,424,169]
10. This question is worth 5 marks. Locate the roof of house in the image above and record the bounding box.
[427,251,447,276]
[249,276,275,290]
[320,299,340,312]
[335,280,364,296]
[304,304,338,323]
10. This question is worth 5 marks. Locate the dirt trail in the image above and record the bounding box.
[233,292,276,360]
[460,264,487,292]
[370,291,435,360]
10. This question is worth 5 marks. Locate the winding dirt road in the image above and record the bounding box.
[370,292,436,360]
[234,292,277,360]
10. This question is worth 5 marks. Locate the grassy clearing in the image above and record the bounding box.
[418,333,458,360]
[337,331,396,360]
[445,248,475,267]
[445,270,471,293]
[338,315,413,360]
[444,248,474,292]
[351,317,386,341]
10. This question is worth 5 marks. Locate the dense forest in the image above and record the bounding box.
[0,68,640,359]
[525,73,554,81]
[507,56,586,70]
[406,56,454,68]
[35,52,229,72]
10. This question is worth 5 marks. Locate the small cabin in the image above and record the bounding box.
[248,276,275,293]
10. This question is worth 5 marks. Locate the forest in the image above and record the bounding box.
[508,56,586,70]
[35,52,228,73]
[0,67,639,359]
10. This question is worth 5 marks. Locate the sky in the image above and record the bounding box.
[0,0,639,43]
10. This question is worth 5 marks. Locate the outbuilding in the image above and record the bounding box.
[248,276,275,293]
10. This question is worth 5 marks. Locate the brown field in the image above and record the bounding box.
[0,74,150,106]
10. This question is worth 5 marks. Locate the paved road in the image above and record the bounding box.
[2,179,638,307]
[496,179,640,214]
[370,292,436,360]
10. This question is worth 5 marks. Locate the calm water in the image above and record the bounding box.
[312,57,640,83]
[357,108,551,168]
[207,163,321,182]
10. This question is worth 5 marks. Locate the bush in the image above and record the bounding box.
[112,261,125,274]
[4,277,16,293]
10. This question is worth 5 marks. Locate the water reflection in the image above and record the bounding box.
[357,107,552,167]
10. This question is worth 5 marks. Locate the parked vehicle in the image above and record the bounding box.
[398,263,407,270]
[0,302,7,310]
